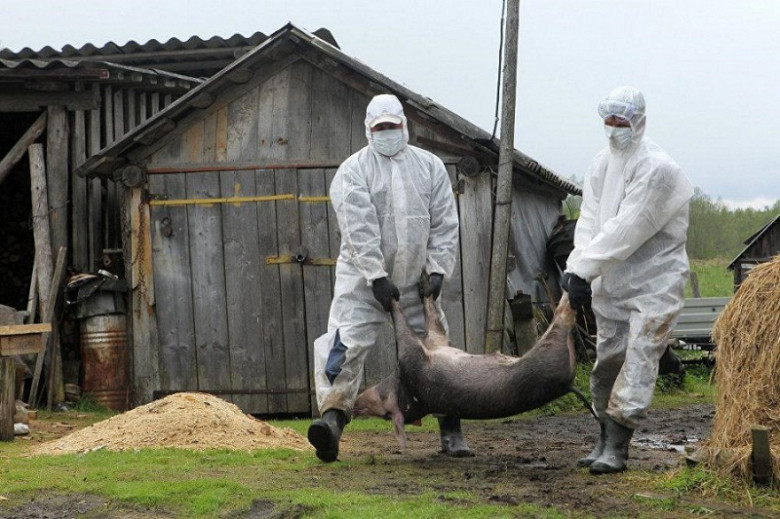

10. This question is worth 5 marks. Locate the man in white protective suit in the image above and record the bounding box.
[562,86,693,474]
[307,94,469,463]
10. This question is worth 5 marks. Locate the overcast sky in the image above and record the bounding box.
[2,0,778,209]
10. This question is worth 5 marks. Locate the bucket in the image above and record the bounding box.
[80,314,129,411]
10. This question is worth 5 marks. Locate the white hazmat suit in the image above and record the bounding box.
[566,86,693,429]
[314,94,460,416]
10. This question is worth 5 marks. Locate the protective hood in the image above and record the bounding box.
[598,86,646,150]
[364,94,410,154]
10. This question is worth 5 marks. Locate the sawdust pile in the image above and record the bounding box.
[700,255,780,481]
[32,392,311,455]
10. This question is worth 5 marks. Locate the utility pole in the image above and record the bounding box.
[484,0,520,353]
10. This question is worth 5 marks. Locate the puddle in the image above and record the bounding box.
[633,434,701,454]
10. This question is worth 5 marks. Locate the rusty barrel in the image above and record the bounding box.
[80,314,129,411]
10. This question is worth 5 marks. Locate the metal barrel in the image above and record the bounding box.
[80,314,129,411]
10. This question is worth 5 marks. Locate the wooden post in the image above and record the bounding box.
[28,144,53,408]
[46,106,69,260]
[510,293,537,356]
[485,0,520,353]
[752,426,773,486]
[0,111,47,187]
[689,271,701,298]
[25,260,38,324]
[46,247,68,409]
[88,88,103,271]
[0,355,14,441]
[71,98,89,272]
[1,307,27,442]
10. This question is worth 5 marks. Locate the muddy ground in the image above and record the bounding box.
[3,403,778,518]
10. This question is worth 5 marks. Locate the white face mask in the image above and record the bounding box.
[604,125,633,150]
[372,129,404,156]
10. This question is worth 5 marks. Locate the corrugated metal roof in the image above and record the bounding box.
[74,23,580,196]
[0,32,269,60]
[0,32,271,78]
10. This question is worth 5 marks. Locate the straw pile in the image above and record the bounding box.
[32,392,311,455]
[700,255,780,480]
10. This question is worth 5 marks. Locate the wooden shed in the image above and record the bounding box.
[0,30,286,307]
[16,24,579,415]
[0,32,283,406]
[0,59,201,304]
[727,213,780,289]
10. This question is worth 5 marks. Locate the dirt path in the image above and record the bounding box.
[327,403,770,518]
[5,403,776,518]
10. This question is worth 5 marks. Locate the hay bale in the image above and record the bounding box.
[700,255,780,481]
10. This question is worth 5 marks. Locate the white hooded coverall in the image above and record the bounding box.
[314,94,460,416]
[566,86,694,429]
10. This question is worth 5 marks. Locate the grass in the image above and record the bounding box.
[0,367,735,519]
[615,465,780,516]
[0,438,568,518]
[686,258,733,297]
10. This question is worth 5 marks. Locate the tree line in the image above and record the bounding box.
[561,188,780,261]
[687,189,780,260]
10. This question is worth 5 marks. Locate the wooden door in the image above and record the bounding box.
[148,167,339,415]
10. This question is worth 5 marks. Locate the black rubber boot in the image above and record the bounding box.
[577,420,606,467]
[307,409,347,463]
[589,416,634,474]
[438,416,475,457]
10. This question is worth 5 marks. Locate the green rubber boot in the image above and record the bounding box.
[589,417,634,474]
[438,416,475,457]
[308,409,347,463]
[577,420,606,467]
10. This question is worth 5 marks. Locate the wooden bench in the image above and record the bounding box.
[0,323,51,441]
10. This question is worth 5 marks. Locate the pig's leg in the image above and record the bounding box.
[416,286,474,456]
[391,300,427,358]
[421,296,448,349]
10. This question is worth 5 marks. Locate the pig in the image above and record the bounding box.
[354,279,589,449]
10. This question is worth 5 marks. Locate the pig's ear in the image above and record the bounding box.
[392,410,407,448]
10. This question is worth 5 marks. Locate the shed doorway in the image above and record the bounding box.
[0,112,38,311]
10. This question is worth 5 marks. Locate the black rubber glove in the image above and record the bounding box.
[372,276,400,312]
[562,272,591,310]
[423,273,444,300]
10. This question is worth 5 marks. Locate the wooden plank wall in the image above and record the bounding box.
[63,85,185,405]
[136,60,499,413]
[303,68,353,409]
[69,86,181,275]
[457,169,493,354]
[147,143,197,397]
[146,65,323,413]
[220,87,266,414]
